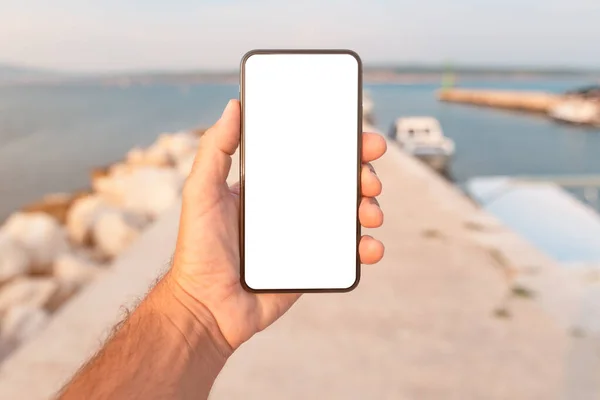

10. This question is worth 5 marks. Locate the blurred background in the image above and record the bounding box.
[0,1,599,399]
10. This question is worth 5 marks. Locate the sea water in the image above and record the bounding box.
[0,79,599,221]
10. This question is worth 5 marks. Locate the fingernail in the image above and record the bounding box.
[221,100,235,118]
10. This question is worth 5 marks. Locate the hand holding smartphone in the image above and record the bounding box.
[240,50,364,292]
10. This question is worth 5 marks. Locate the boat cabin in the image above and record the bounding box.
[389,117,445,144]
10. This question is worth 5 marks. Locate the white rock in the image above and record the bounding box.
[145,144,172,166]
[1,306,49,344]
[67,195,150,250]
[1,213,69,273]
[92,210,142,258]
[66,195,108,245]
[122,132,197,170]
[53,253,103,287]
[126,147,145,164]
[176,153,196,178]
[49,251,104,312]
[94,167,184,217]
[155,132,198,163]
[126,145,171,167]
[0,235,30,284]
[0,277,58,314]
[45,280,80,313]
[108,162,136,177]
[79,245,113,264]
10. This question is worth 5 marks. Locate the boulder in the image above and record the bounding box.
[21,192,88,225]
[94,167,184,217]
[125,147,145,165]
[45,280,80,313]
[0,235,30,284]
[155,132,198,163]
[0,277,58,314]
[49,251,104,312]
[79,246,113,264]
[108,162,136,177]
[53,252,103,287]
[1,213,69,273]
[144,144,172,167]
[66,193,150,261]
[1,306,49,345]
[92,210,143,258]
[66,195,108,245]
[90,165,110,181]
[126,145,171,167]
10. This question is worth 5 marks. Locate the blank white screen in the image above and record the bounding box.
[243,52,360,290]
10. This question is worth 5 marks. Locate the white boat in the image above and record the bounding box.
[363,91,375,125]
[388,117,455,173]
[548,99,600,126]
[549,85,600,126]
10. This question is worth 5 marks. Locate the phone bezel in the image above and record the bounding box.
[239,49,363,293]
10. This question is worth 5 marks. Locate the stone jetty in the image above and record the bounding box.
[439,88,600,126]
[438,89,562,113]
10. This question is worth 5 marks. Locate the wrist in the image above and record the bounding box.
[149,274,234,361]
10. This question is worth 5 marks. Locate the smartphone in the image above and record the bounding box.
[240,49,362,292]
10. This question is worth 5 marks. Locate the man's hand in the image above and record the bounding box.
[58,100,386,399]
[167,99,386,352]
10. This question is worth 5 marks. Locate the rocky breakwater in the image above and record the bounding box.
[0,129,202,360]
[438,89,563,113]
[438,88,600,127]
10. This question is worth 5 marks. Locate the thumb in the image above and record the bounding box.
[188,100,240,191]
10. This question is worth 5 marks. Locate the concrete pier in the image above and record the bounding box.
[0,138,597,399]
[439,88,600,126]
[438,89,563,113]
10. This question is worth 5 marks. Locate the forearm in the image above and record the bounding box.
[57,275,233,400]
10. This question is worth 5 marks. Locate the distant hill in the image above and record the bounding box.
[1,63,598,86]
[362,64,600,83]
[366,64,600,75]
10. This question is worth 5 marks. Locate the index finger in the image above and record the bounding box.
[362,132,387,162]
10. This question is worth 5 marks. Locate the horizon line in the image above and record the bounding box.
[2,61,600,77]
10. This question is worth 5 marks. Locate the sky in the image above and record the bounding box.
[0,0,598,72]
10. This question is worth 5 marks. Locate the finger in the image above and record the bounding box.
[188,100,240,191]
[362,132,387,163]
[359,235,385,264]
[203,99,241,156]
[361,163,382,197]
[359,197,384,228]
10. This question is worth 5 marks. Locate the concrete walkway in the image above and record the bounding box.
[0,141,576,399]
[212,143,570,400]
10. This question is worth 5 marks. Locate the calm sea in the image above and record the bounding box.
[1,79,599,220]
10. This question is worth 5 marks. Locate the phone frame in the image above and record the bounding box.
[239,49,363,293]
